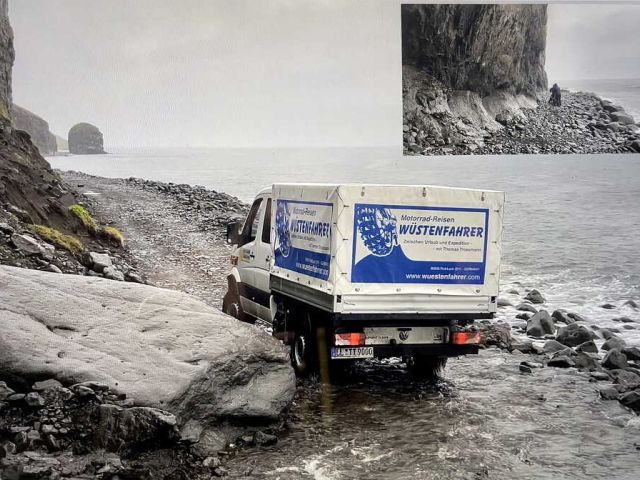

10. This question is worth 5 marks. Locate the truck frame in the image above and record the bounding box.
[223,183,505,377]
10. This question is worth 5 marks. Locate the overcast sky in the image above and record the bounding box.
[8,1,640,148]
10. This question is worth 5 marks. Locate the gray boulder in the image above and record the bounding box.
[573,352,599,371]
[622,347,640,361]
[524,289,545,304]
[610,111,635,125]
[10,233,44,257]
[619,390,640,411]
[601,349,628,370]
[548,355,575,368]
[0,381,15,400]
[602,336,626,351]
[576,340,598,354]
[87,252,112,272]
[0,266,295,453]
[526,310,555,337]
[516,302,538,314]
[567,312,588,323]
[551,310,574,324]
[542,340,567,353]
[555,323,592,347]
[599,387,619,400]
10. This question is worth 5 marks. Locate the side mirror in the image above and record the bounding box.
[226,221,240,245]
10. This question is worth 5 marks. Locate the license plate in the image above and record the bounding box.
[331,346,374,360]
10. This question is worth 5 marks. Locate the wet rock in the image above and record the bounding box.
[516,302,538,314]
[620,390,640,411]
[24,392,45,407]
[510,340,533,354]
[519,363,533,374]
[608,369,640,391]
[32,379,63,391]
[567,312,588,323]
[599,387,619,400]
[0,266,295,450]
[497,298,512,307]
[548,355,575,368]
[551,310,574,324]
[542,340,567,353]
[254,431,278,446]
[610,111,635,125]
[573,352,600,371]
[623,300,638,309]
[0,381,15,400]
[478,322,511,349]
[600,329,616,340]
[524,289,545,304]
[622,347,640,361]
[94,404,179,453]
[590,371,611,381]
[602,349,628,370]
[555,324,592,347]
[600,303,616,310]
[515,313,531,321]
[576,340,598,354]
[526,310,555,337]
[602,337,626,351]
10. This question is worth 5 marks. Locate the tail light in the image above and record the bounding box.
[451,331,482,345]
[334,332,366,347]
[230,255,238,265]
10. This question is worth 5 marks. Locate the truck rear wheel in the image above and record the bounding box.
[408,356,447,380]
[290,312,318,377]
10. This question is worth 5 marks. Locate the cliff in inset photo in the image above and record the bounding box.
[402,4,640,155]
[12,104,57,155]
[403,4,547,97]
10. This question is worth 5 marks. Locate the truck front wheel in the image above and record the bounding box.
[408,356,447,380]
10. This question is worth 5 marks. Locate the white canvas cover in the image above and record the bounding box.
[271,183,505,314]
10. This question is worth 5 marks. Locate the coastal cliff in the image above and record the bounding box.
[0,0,13,120]
[402,4,547,97]
[402,4,548,154]
[12,104,57,155]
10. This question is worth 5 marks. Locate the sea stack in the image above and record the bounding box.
[68,122,106,154]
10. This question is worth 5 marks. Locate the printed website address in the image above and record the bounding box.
[295,262,329,277]
[405,273,482,281]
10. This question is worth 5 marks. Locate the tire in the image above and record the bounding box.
[407,356,447,380]
[222,289,254,324]
[290,312,318,377]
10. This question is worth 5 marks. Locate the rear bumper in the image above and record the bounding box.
[365,343,479,359]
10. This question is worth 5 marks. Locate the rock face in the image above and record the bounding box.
[402,4,547,96]
[68,122,106,154]
[0,0,12,120]
[402,5,555,155]
[12,104,57,155]
[0,266,296,450]
[0,2,77,229]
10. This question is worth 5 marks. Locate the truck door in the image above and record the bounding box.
[236,195,273,321]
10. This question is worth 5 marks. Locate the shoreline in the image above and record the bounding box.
[2,170,640,477]
[403,84,640,156]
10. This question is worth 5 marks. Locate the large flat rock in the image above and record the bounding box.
[0,266,295,428]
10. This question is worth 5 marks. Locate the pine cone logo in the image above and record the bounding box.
[355,206,398,257]
[275,201,292,258]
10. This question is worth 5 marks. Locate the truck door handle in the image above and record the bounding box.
[249,253,255,259]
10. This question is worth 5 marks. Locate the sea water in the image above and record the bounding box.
[563,78,640,121]
[49,148,640,344]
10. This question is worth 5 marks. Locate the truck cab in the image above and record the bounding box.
[223,183,505,378]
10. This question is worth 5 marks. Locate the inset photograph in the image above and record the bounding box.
[402,4,640,155]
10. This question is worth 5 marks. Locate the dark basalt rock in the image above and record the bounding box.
[68,122,106,155]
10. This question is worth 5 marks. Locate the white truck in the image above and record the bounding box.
[223,183,505,377]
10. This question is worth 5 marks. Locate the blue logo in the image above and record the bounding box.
[275,200,291,257]
[355,206,398,257]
